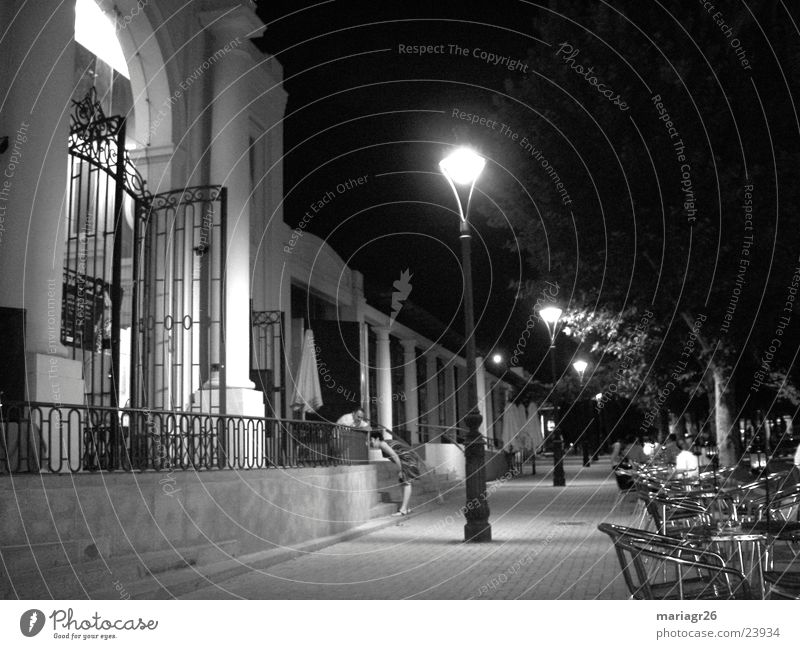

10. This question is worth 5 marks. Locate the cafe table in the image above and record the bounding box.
[682,520,800,598]
[682,523,770,598]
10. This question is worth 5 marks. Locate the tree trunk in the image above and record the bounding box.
[712,364,740,466]
[670,411,687,438]
[657,407,670,443]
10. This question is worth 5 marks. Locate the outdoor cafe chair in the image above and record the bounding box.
[763,570,800,599]
[761,484,800,522]
[598,523,752,600]
[641,493,712,536]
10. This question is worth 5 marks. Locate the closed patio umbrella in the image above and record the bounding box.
[290,329,323,417]
[500,402,523,448]
[520,403,544,452]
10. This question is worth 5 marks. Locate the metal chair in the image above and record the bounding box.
[598,522,752,600]
[763,571,800,599]
[641,493,711,536]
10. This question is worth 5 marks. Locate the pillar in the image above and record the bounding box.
[202,6,265,416]
[476,356,489,441]
[375,327,392,430]
[401,339,419,443]
[0,0,85,405]
[0,1,83,472]
[444,361,457,427]
[425,354,439,436]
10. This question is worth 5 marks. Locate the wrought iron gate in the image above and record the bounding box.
[250,308,285,418]
[133,187,227,414]
[63,88,227,415]
[63,87,147,408]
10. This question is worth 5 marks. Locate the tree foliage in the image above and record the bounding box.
[464,1,800,461]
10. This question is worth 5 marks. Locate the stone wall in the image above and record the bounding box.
[0,465,378,569]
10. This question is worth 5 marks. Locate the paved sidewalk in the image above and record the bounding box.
[181,457,638,599]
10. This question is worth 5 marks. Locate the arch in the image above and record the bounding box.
[93,0,173,148]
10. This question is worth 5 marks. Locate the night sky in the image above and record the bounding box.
[254,0,800,386]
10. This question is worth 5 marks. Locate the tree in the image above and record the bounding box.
[469,1,800,466]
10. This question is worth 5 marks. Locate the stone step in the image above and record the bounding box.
[0,539,240,599]
[1,537,109,575]
[369,502,400,518]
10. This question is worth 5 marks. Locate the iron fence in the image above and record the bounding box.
[0,401,367,474]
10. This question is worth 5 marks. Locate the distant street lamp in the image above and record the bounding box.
[440,147,491,543]
[491,353,503,365]
[539,305,565,486]
[749,450,771,526]
[572,359,588,383]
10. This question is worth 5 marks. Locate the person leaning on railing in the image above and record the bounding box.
[336,407,370,431]
[368,428,420,516]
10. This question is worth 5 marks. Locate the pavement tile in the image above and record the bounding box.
[181,457,638,599]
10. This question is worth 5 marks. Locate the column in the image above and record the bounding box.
[0,1,83,471]
[375,327,392,430]
[0,1,84,401]
[444,361,457,427]
[425,354,439,438]
[203,7,264,416]
[401,339,419,444]
[476,356,489,441]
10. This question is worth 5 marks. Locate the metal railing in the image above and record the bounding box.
[418,423,466,447]
[0,401,368,474]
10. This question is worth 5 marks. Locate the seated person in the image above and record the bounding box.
[621,435,648,465]
[654,433,680,465]
[673,435,699,479]
[610,439,625,467]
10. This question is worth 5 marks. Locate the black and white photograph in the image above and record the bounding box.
[2,0,800,642]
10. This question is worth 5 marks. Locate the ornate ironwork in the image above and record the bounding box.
[134,186,227,415]
[0,401,367,473]
[251,310,283,327]
[70,86,122,141]
[68,87,149,202]
[147,185,224,212]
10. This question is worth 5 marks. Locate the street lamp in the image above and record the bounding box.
[572,359,590,466]
[749,450,771,526]
[572,359,588,383]
[491,353,503,365]
[540,306,563,378]
[593,392,604,461]
[539,305,565,486]
[440,147,491,543]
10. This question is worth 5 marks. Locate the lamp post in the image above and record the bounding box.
[749,450,770,526]
[572,360,590,467]
[540,306,564,486]
[440,147,491,543]
[593,392,604,461]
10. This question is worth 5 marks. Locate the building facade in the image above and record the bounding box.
[0,0,537,475]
